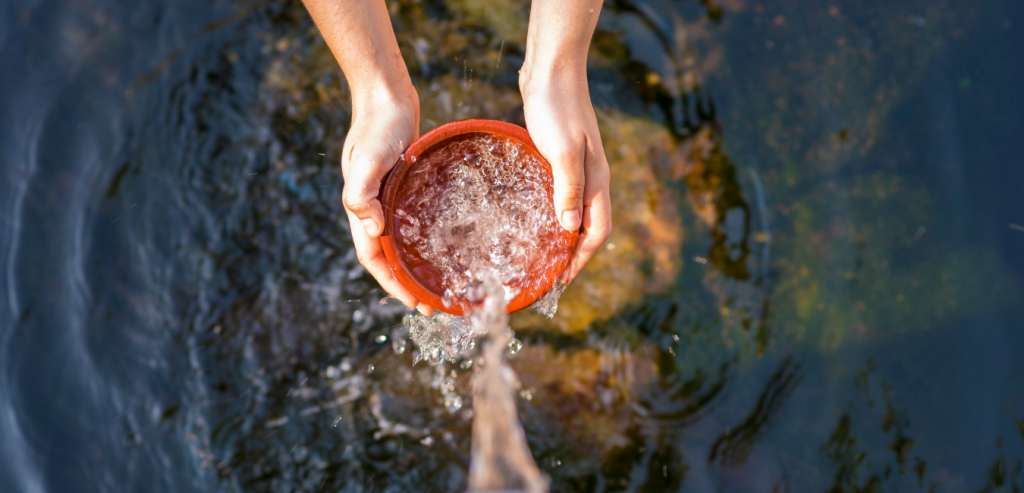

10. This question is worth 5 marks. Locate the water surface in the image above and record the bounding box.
[1,0,1023,491]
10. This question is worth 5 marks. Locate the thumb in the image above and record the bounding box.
[548,147,585,232]
[342,154,389,238]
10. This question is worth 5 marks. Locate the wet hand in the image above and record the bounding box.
[341,87,434,315]
[520,71,612,284]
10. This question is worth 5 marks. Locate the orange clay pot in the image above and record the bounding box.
[379,119,578,316]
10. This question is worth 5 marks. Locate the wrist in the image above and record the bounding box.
[519,59,588,101]
[350,79,419,120]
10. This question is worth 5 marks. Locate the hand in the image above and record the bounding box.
[520,70,612,283]
[341,86,434,315]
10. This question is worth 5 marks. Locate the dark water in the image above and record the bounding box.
[2,0,1023,491]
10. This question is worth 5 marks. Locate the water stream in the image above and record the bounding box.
[465,276,547,493]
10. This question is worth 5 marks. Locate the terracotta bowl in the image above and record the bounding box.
[378,119,578,316]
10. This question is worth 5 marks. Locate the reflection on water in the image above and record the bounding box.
[1,0,1023,492]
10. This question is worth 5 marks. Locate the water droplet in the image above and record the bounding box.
[331,416,342,427]
[353,310,364,322]
[460,359,473,370]
[444,394,463,413]
[376,334,387,344]
[420,436,435,446]
[367,364,374,373]
[507,337,522,355]
[519,389,533,401]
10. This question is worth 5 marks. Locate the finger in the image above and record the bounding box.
[342,151,388,238]
[564,190,611,283]
[564,157,611,283]
[545,143,586,232]
[346,209,421,310]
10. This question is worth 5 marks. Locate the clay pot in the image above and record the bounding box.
[379,119,578,316]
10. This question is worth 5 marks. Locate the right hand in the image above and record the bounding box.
[341,86,434,315]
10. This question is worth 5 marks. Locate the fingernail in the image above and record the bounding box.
[561,209,581,230]
[416,305,430,316]
[361,218,379,235]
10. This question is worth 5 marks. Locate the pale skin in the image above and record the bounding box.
[302,0,612,315]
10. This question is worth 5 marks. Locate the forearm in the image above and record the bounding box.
[302,0,415,109]
[520,0,602,91]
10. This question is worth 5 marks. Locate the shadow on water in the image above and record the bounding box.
[1,0,1024,492]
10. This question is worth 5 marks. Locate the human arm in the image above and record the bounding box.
[520,0,612,283]
[302,0,433,314]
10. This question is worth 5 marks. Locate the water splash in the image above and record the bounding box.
[398,274,548,491]
[406,311,482,364]
[530,282,567,318]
